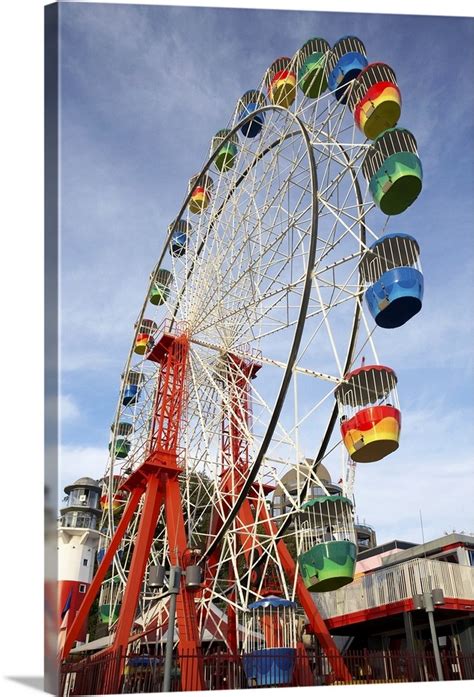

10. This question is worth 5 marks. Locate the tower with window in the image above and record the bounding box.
[57,477,101,643]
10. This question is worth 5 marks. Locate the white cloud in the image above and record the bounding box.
[59,394,81,423]
[352,398,474,544]
[59,444,109,496]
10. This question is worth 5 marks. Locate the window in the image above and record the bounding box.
[83,559,88,566]
[79,584,86,593]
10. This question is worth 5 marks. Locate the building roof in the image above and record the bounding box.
[64,477,101,494]
[273,459,332,496]
[381,533,474,568]
[357,539,416,561]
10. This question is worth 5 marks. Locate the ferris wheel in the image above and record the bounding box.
[62,35,424,688]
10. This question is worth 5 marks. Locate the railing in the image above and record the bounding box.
[314,558,474,620]
[60,648,474,694]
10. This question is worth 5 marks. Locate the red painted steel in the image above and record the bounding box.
[62,330,204,692]
[112,475,164,654]
[208,353,351,682]
[325,596,474,630]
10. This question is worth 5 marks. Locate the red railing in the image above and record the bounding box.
[60,648,474,694]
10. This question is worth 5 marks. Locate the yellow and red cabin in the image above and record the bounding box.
[100,475,129,511]
[335,364,401,463]
[265,57,297,108]
[134,318,157,355]
[188,173,213,214]
[348,63,401,140]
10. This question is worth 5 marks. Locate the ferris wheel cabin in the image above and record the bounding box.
[360,233,424,328]
[237,90,267,138]
[211,129,239,172]
[134,318,157,355]
[362,127,422,215]
[327,36,368,103]
[298,495,357,592]
[336,365,401,463]
[122,370,142,406]
[296,37,330,98]
[98,575,121,624]
[149,268,173,306]
[265,57,297,108]
[99,475,129,513]
[188,173,213,214]
[169,219,191,257]
[348,63,401,140]
[108,420,133,459]
[242,596,297,687]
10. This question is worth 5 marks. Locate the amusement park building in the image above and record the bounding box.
[311,532,474,666]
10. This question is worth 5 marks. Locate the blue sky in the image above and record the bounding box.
[58,2,474,543]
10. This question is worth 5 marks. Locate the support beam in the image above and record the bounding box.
[112,475,163,654]
[164,474,205,690]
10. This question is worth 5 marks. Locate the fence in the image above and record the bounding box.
[60,648,474,695]
[315,558,474,620]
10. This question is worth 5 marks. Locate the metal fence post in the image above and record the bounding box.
[163,566,181,693]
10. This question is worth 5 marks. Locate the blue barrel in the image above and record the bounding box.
[242,648,296,687]
[327,36,368,103]
[170,229,187,257]
[238,90,266,138]
[360,232,424,329]
[365,267,423,328]
[123,384,139,406]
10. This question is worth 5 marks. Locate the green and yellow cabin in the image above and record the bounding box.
[98,575,121,624]
[211,129,239,172]
[150,268,173,306]
[296,37,330,98]
[362,128,422,216]
[298,495,357,592]
[108,421,133,460]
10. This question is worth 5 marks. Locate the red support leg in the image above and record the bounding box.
[164,474,205,691]
[219,354,352,683]
[112,474,163,655]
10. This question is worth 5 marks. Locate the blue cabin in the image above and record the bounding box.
[237,90,267,138]
[327,36,368,103]
[169,219,191,257]
[242,596,297,687]
[122,370,142,406]
[360,233,423,329]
